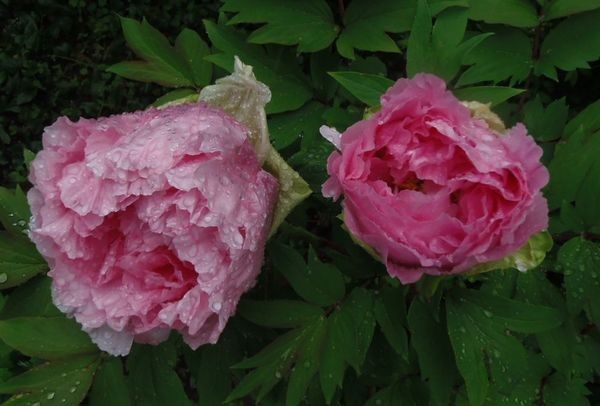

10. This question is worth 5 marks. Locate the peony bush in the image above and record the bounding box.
[0,1,598,406]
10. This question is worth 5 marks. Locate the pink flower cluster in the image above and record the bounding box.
[323,74,549,284]
[28,103,278,355]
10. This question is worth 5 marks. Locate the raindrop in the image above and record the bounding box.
[275,371,282,379]
[483,310,493,318]
[212,302,222,312]
[47,392,55,400]
[69,387,77,393]
[0,274,7,284]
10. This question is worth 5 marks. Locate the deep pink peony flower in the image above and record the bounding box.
[28,102,278,355]
[322,74,549,284]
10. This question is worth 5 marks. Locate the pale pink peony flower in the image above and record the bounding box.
[322,74,549,284]
[28,102,278,355]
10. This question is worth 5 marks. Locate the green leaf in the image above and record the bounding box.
[364,380,412,405]
[203,21,312,114]
[107,61,193,87]
[546,128,593,209]
[222,0,338,53]
[117,17,193,86]
[0,186,30,236]
[328,72,393,107]
[286,317,326,406]
[446,292,528,406]
[485,352,547,405]
[287,117,335,190]
[543,373,591,406]
[0,317,98,359]
[0,276,60,319]
[228,324,318,403]
[336,0,409,59]
[447,286,563,406]
[373,289,408,357]
[536,321,576,373]
[225,365,279,403]
[466,232,553,275]
[458,27,533,86]
[89,358,132,406]
[184,328,242,406]
[466,0,538,27]
[408,300,458,406]
[564,98,600,138]
[515,270,573,372]
[0,231,47,289]
[406,0,435,77]
[152,88,198,108]
[341,288,376,373]
[523,96,569,141]
[127,343,192,406]
[407,2,490,81]
[554,201,586,234]
[270,243,344,306]
[453,85,524,106]
[0,354,99,405]
[573,334,600,379]
[306,246,345,302]
[268,101,327,150]
[174,28,212,87]
[545,127,600,230]
[457,288,563,333]
[335,0,469,59]
[536,10,600,80]
[23,149,35,169]
[544,0,600,20]
[558,237,600,323]
[234,327,306,370]
[319,311,349,403]
[238,299,324,328]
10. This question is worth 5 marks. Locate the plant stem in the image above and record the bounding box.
[338,0,345,19]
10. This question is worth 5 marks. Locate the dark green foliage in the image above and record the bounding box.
[0,0,219,185]
[0,0,599,405]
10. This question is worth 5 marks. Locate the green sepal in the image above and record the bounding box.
[467,231,553,276]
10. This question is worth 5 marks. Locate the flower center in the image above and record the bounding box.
[398,173,424,192]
